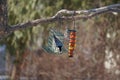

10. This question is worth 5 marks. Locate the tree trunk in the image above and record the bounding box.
[11,51,22,80]
[0,0,8,36]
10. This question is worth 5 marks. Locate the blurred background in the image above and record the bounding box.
[0,0,120,80]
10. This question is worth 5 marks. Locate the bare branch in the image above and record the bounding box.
[53,3,120,17]
[5,4,120,36]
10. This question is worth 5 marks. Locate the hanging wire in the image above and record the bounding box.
[72,10,76,30]
[57,15,62,32]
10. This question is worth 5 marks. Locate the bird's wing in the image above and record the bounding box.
[53,35,63,47]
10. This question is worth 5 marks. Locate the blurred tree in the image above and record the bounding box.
[6,0,43,79]
[0,0,119,79]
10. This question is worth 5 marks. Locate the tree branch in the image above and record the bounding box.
[4,4,120,37]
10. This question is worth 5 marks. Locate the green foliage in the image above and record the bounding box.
[7,0,42,55]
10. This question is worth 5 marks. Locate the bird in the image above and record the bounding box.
[53,34,63,53]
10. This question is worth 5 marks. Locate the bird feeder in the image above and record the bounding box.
[68,30,76,57]
[43,29,67,54]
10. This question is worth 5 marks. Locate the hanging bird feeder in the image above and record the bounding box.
[67,12,77,57]
[68,30,76,57]
[43,29,67,54]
